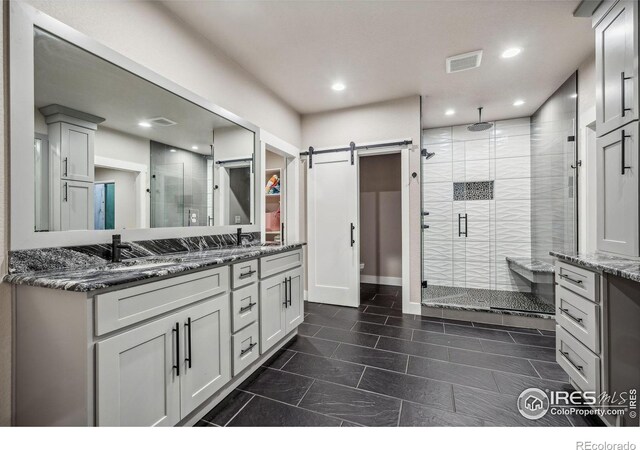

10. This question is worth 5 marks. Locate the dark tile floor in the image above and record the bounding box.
[195,283,603,427]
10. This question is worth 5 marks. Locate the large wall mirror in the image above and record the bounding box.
[33,28,255,234]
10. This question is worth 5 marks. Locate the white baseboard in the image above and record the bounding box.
[360,275,402,287]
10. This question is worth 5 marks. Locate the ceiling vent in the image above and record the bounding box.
[148,117,177,127]
[446,50,483,74]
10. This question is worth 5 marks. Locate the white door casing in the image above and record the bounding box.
[307,151,359,307]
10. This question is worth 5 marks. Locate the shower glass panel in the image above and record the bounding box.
[151,163,185,228]
[421,73,578,316]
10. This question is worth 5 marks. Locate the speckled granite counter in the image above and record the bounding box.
[4,234,304,293]
[550,251,640,283]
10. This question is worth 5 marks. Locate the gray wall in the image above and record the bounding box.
[530,72,578,262]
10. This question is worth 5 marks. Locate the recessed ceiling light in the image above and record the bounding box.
[502,47,522,58]
[192,145,198,150]
[169,149,177,153]
[513,99,525,106]
[138,121,151,128]
[445,109,455,116]
[332,82,346,91]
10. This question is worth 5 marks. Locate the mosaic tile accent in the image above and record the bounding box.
[453,181,494,201]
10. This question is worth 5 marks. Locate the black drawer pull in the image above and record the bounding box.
[621,129,632,175]
[172,322,180,377]
[185,317,192,369]
[240,342,257,356]
[560,350,584,373]
[239,270,256,279]
[559,273,583,285]
[560,308,583,324]
[239,302,257,314]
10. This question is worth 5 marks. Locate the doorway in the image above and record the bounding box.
[359,153,402,290]
[265,149,286,243]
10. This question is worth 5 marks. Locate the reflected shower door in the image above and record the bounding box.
[151,163,184,228]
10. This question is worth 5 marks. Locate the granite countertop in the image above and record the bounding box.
[4,243,305,293]
[550,251,640,283]
[506,257,555,274]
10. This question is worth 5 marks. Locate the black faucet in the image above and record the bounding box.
[236,227,252,246]
[111,234,132,263]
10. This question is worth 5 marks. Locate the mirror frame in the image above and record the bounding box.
[9,2,262,250]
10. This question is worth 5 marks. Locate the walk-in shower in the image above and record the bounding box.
[421,73,578,317]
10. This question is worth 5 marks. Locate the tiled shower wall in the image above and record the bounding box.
[422,118,532,292]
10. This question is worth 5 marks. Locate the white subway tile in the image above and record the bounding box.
[495,156,531,179]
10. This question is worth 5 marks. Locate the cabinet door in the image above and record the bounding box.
[61,180,93,231]
[597,122,639,256]
[96,314,181,426]
[596,0,638,136]
[61,123,94,182]
[259,275,286,354]
[180,295,231,419]
[285,267,304,333]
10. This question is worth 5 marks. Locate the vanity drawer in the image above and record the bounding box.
[231,283,259,333]
[260,249,302,279]
[95,266,229,336]
[231,259,258,289]
[556,285,600,354]
[555,261,599,302]
[232,322,260,376]
[556,325,601,393]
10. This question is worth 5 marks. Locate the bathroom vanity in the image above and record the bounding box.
[7,242,305,426]
[551,252,640,427]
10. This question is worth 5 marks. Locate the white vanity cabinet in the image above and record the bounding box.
[259,250,304,354]
[90,292,233,426]
[594,1,640,257]
[13,248,305,427]
[595,0,638,137]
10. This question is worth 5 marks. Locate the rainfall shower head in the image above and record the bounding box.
[467,107,493,132]
[421,148,436,160]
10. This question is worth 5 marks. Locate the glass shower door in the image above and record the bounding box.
[151,163,185,228]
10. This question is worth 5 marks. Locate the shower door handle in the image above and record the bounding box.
[458,214,468,238]
[350,223,355,247]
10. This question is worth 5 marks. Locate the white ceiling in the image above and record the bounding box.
[161,0,594,128]
[34,28,249,155]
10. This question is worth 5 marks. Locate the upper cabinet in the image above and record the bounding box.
[595,0,639,137]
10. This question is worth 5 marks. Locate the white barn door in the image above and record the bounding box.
[307,150,359,307]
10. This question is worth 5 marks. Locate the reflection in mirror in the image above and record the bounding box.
[33,28,255,232]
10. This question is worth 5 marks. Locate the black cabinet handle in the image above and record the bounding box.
[560,350,584,373]
[240,342,257,356]
[63,157,68,177]
[239,302,257,314]
[239,269,256,279]
[560,308,583,324]
[621,71,633,117]
[172,322,180,376]
[559,273,583,285]
[288,276,292,306]
[283,278,288,308]
[350,223,355,247]
[185,317,192,369]
[621,129,632,175]
[63,182,68,202]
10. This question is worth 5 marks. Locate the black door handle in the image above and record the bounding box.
[283,278,288,308]
[463,214,468,237]
[288,276,292,306]
[622,129,632,175]
[350,223,355,247]
[185,317,192,369]
[172,322,180,376]
[621,71,632,117]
